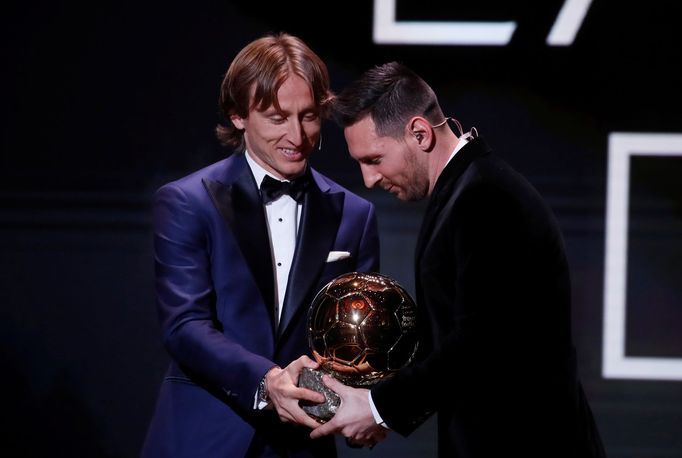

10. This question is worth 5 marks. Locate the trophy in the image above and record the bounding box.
[298,272,419,422]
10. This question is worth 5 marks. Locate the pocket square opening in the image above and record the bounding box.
[326,251,351,262]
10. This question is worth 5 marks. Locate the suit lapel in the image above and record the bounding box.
[278,176,344,339]
[202,159,276,331]
[415,137,492,265]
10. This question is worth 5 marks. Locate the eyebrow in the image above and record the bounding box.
[262,105,319,116]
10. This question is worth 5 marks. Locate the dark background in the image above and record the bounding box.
[2,1,681,456]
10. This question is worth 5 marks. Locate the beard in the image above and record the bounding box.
[398,149,430,202]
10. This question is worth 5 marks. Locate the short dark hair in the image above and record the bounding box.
[331,62,444,138]
[216,33,332,150]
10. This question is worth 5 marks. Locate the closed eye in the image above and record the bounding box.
[361,157,381,165]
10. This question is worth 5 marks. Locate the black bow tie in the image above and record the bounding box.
[260,174,309,204]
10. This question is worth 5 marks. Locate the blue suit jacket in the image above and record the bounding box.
[142,153,380,458]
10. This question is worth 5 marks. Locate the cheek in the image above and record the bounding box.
[255,129,286,147]
[381,161,400,181]
[250,119,281,143]
[303,121,321,139]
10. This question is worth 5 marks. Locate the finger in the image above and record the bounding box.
[284,398,326,429]
[291,408,324,430]
[366,431,386,445]
[348,433,380,448]
[296,386,326,404]
[309,419,338,439]
[285,356,318,377]
[275,400,321,429]
[296,354,320,369]
[321,375,347,394]
[345,437,365,449]
[373,429,388,442]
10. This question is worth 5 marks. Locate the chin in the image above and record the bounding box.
[401,191,423,202]
[280,163,307,179]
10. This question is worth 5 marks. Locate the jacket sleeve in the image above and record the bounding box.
[153,183,274,410]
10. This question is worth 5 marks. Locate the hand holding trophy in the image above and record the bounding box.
[298,272,419,422]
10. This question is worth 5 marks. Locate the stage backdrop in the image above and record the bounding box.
[2,1,681,457]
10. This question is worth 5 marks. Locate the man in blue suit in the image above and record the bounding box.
[141,33,380,458]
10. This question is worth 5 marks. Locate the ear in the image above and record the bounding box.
[230,114,246,130]
[406,117,433,150]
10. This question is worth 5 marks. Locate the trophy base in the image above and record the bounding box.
[297,367,340,422]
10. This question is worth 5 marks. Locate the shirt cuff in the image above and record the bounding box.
[254,365,281,410]
[253,391,269,410]
[368,390,390,429]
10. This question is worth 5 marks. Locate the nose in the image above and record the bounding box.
[286,118,304,146]
[361,166,381,189]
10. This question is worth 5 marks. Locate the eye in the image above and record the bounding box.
[269,115,286,124]
[360,157,381,166]
[303,112,319,122]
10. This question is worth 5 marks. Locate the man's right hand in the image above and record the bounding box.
[266,355,326,429]
[309,375,388,447]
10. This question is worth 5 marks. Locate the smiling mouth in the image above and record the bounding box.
[279,147,298,155]
[279,147,305,160]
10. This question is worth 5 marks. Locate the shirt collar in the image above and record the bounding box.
[444,133,472,168]
[244,150,307,186]
[245,150,272,187]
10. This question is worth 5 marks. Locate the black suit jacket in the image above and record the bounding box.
[372,137,605,457]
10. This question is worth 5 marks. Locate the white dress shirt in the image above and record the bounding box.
[245,152,304,410]
[245,151,303,325]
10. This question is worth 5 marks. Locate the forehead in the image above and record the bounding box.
[344,116,399,159]
[252,75,316,114]
[344,116,378,146]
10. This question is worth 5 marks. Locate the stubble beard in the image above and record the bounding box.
[399,150,430,202]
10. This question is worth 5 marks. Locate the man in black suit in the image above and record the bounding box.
[309,62,606,457]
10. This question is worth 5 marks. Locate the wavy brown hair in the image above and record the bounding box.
[215,33,332,151]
